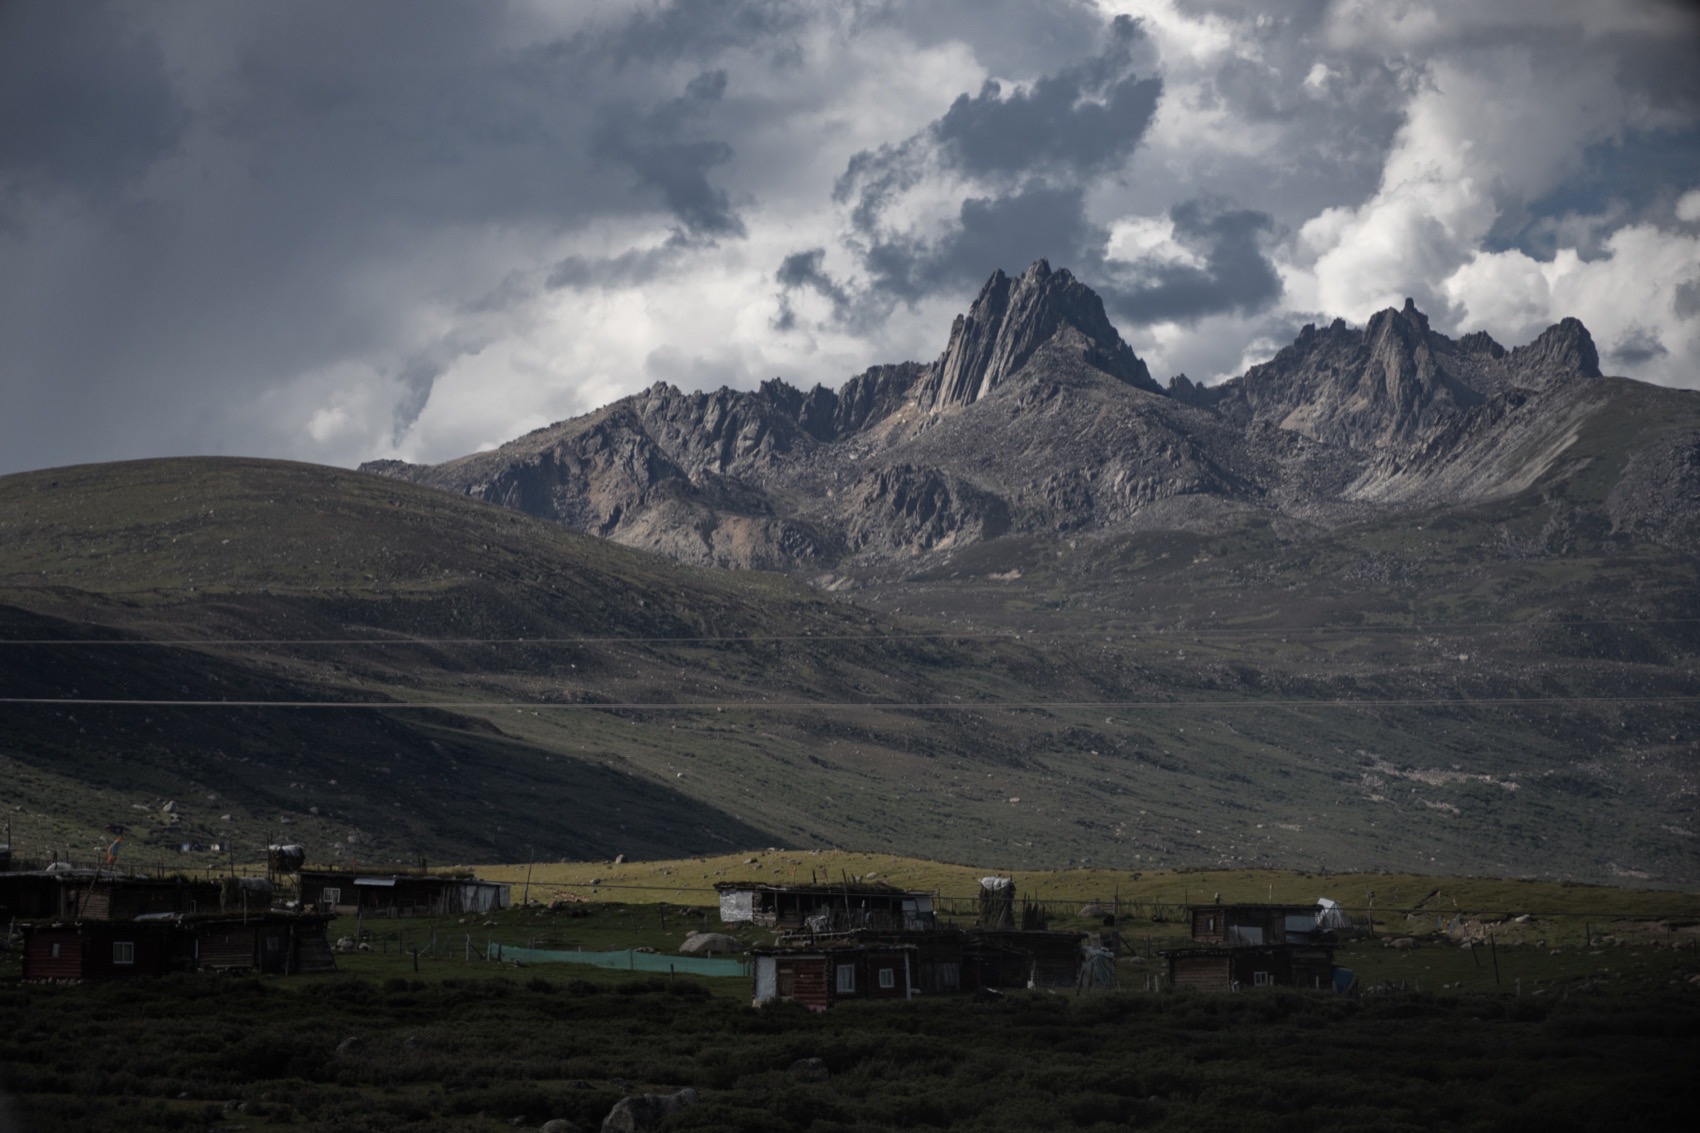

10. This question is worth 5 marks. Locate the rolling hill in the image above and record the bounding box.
[2,451,1696,885]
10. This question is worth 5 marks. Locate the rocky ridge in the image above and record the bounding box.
[364,261,1700,572]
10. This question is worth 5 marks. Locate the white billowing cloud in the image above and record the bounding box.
[1106,214,1206,270]
[1446,222,1700,386]
[1290,46,1627,319]
[1677,188,1700,224]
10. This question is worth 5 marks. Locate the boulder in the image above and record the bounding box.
[541,1121,581,1133]
[601,1088,699,1132]
[788,1057,830,1082]
[678,933,743,955]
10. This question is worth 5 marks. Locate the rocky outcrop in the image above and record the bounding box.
[601,1088,699,1133]
[363,265,1685,573]
[1506,316,1602,386]
[917,260,1158,410]
[842,463,1011,553]
[1211,301,1484,449]
[1607,420,1700,550]
[799,363,925,440]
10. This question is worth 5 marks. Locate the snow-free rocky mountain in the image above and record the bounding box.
[363,260,1700,578]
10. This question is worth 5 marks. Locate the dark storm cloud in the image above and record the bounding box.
[210,6,744,234]
[772,248,851,330]
[1102,198,1283,324]
[547,245,688,292]
[1676,278,1700,321]
[593,71,746,239]
[0,0,186,211]
[594,0,809,66]
[852,0,1111,77]
[779,185,1116,328]
[1492,128,1700,260]
[817,16,1180,321]
[930,18,1160,182]
[1609,325,1670,366]
[0,0,771,473]
[864,185,1105,302]
[837,14,1158,229]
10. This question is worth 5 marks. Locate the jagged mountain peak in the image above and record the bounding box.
[1208,300,1607,449]
[361,268,1688,575]
[920,260,1159,410]
[1510,315,1601,380]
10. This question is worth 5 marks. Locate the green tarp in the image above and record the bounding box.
[487,943,749,978]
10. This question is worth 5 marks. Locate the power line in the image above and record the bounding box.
[3,695,1695,710]
[3,616,1696,648]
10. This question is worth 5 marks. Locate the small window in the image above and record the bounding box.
[1253,970,1273,987]
[836,963,856,993]
[50,943,61,959]
[878,967,896,989]
[321,886,342,907]
[114,942,136,965]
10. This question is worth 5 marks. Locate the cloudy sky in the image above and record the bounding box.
[3,0,1699,476]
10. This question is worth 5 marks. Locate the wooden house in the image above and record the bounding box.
[752,927,1090,1005]
[1165,901,1347,992]
[185,914,338,974]
[715,880,935,932]
[0,870,222,922]
[1187,902,1340,946]
[1164,945,1338,992]
[19,914,337,981]
[963,929,1086,990]
[751,943,919,1009]
[299,869,509,917]
[20,920,177,981]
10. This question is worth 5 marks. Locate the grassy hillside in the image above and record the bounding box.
[2,457,1695,884]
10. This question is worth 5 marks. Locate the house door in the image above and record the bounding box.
[755,957,778,1002]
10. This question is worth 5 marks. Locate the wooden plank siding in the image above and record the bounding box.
[776,955,832,1010]
[198,925,258,970]
[1164,944,1339,992]
[1172,954,1234,993]
[20,915,337,980]
[21,923,174,981]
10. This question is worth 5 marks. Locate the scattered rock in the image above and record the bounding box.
[334,1036,365,1057]
[788,1057,830,1082]
[601,1088,698,1132]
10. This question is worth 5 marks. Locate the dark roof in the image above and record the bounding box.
[1161,943,1336,959]
[713,880,928,898]
[1186,903,1324,914]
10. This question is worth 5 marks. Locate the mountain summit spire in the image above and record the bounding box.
[922,260,1158,410]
